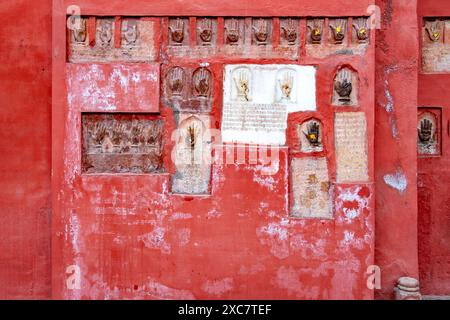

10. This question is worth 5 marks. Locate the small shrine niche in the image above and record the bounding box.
[81,114,163,174]
[298,119,324,153]
[169,17,189,46]
[196,18,217,46]
[332,66,358,106]
[418,109,441,156]
[172,115,211,195]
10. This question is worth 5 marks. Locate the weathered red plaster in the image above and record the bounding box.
[0,0,52,299]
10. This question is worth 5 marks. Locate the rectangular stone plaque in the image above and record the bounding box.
[291,157,332,219]
[334,112,369,182]
[82,113,163,174]
[222,64,316,145]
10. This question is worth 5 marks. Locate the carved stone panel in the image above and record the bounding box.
[290,157,332,219]
[82,114,163,174]
[332,67,358,107]
[422,18,450,73]
[163,66,213,112]
[68,18,157,62]
[169,18,189,46]
[329,18,347,45]
[172,114,211,194]
[196,18,217,46]
[418,108,441,156]
[251,18,272,46]
[279,18,299,46]
[224,18,245,46]
[222,64,317,145]
[352,17,370,44]
[334,112,369,183]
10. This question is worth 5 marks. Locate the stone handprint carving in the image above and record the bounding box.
[169,18,185,44]
[278,72,294,101]
[193,68,211,97]
[97,20,113,47]
[308,19,323,44]
[72,18,87,43]
[225,18,240,45]
[334,69,353,103]
[418,118,433,143]
[281,19,297,45]
[198,18,213,44]
[425,20,441,42]
[353,18,369,42]
[234,71,250,101]
[330,19,346,44]
[122,21,139,45]
[167,67,184,97]
[253,19,269,45]
[303,121,321,147]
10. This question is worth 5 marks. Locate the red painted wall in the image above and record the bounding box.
[417,0,450,296]
[374,0,419,299]
[0,0,52,299]
[0,0,428,300]
[52,0,376,299]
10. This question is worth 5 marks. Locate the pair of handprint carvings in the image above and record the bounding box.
[166,66,212,99]
[231,68,296,103]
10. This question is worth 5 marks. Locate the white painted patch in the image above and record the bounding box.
[384,170,408,193]
[138,227,171,254]
[201,278,234,296]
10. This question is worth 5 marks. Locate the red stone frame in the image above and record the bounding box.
[53,0,376,299]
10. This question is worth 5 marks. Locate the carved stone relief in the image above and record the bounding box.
[298,119,323,153]
[291,157,332,219]
[252,18,272,46]
[352,17,370,44]
[332,67,358,106]
[329,18,347,45]
[169,18,189,46]
[418,109,440,156]
[172,114,211,194]
[307,18,324,44]
[82,114,163,174]
[196,18,217,46]
[163,66,213,112]
[224,18,245,46]
[280,18,299,46]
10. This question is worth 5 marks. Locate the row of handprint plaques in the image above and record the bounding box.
[67,16,370,62]
[422,18,450,73]
[68,17,158,62]
[417,108,441,156]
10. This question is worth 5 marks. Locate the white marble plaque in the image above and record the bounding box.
[334,112,369,182]
[222,64,316,145]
